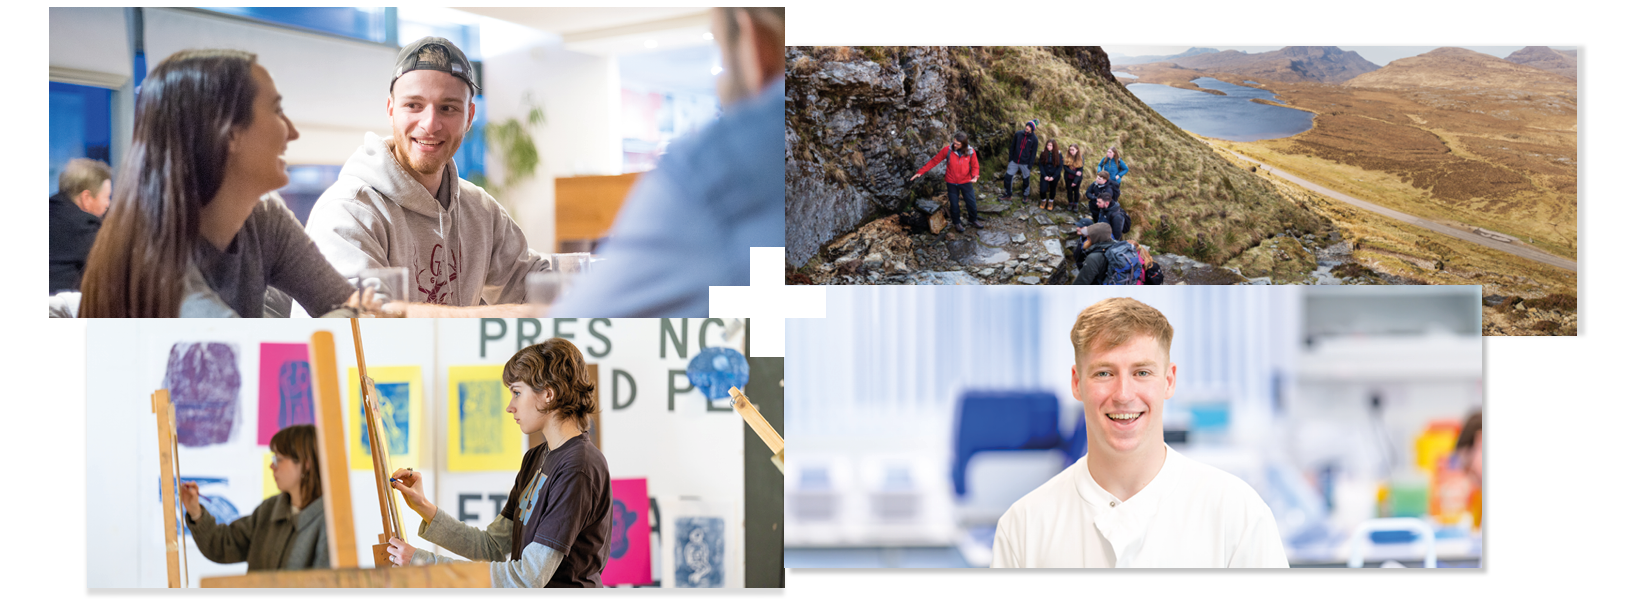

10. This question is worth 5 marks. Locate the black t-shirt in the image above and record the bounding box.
[500,435,611,587]
[48,193,101,294]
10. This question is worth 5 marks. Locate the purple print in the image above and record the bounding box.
[278,361,314,429]
[163,343,242,447]
[610,499,638,558]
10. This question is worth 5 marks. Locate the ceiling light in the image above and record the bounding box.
[703,32,714,41]
[711,64,723,75]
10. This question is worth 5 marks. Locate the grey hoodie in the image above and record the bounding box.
[306,133,548,306]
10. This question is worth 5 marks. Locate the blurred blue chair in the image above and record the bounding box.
[952,391,1067,496]
[1064,411,1088,465]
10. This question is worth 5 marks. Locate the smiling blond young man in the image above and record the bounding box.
[306,37,547,315]
[991,297,1288,568]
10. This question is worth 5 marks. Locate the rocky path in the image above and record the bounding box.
[1216,146,1578,273]
[806,187,1389,286]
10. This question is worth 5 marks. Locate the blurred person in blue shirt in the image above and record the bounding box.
[550,7,784,318]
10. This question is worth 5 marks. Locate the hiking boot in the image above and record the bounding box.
[970,220,984,229]
[955,223,966,233]
[998,193,1011,201]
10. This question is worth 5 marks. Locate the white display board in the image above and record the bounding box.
[86,318,749,588]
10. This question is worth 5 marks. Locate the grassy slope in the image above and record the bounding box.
[1118,64,1577,260]
[1214,147,1576,312]
[939,46,1321,264]
[1231,87,1576,259]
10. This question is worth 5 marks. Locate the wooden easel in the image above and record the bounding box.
[351,318,407,568]
[728,387,784,473]
[195,327,488,588]
[151,389,189,588]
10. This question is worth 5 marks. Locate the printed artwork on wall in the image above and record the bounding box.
[163,343,242,447]
[446,365,524,472]
[604,478,652,586]
[257,343,314,445]
[673,516,725,588]
[167,476,238,536]
[685,346,750,400]
[262,452,278,500]
[347,366,423,472]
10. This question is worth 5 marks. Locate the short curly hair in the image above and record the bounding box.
[502,338,597,432]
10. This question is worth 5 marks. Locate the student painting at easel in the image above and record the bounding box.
[385,338,612,587]
[180,425,329,570]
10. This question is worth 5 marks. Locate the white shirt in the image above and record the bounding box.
[991,444,1289,568]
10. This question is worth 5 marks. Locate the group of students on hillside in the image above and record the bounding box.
[911,118,1162,284]
[47,8,785,317]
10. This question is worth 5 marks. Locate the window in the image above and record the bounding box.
[195,7,395,45]
[49,82,113,195]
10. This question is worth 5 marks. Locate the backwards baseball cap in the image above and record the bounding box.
[391,36,480,95]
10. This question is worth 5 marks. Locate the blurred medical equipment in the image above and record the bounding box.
[1347,517,1437,568]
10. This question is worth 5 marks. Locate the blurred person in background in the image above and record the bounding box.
[549,7,785,317]
[49,158,111,293]
[305,37,547,317]
[77,50,373,318]
[1459,411,1482,528]
[992,297,1287,568]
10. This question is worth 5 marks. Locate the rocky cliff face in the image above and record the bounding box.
[786,46,1128,266]
[785,46,960,266]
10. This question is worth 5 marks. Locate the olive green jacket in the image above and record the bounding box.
[185,493,329,571]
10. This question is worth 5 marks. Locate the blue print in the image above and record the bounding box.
[361,382,410,456]
[673,517,724,588]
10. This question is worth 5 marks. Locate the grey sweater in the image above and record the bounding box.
[410,506,563,587]
[185,493,329,571]
[182,192,356,317]
[304,133,549,307]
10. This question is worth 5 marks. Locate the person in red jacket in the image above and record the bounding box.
[910,131,982,232]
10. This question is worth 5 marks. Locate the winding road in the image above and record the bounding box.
[1215,146,1577,273]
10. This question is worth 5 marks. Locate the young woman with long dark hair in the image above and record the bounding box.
[78,50,368,317]
[1037,140,1063,211]
[386,338,612,587]
[1063,144,1086,212]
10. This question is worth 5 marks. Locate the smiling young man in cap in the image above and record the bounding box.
[991,297,1288,568]
[306,37,547,316]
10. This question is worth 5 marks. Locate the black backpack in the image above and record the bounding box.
[1144,261,1164,285]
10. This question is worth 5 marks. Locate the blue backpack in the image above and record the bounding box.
[1100,240,1144,285]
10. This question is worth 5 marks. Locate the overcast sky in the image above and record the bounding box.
[1101,45,1579,66]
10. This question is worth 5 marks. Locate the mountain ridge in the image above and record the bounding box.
[1504,45,1577,80]
[1162,46,1380,83]
[1346,46,1575,92]
[1112,47,1219,66]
